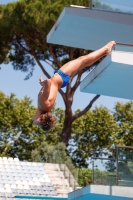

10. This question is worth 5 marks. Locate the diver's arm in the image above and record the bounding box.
[39,77,52,98]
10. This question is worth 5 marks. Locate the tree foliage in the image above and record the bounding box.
[78,168,92,186]
[69,107,120,167]
[0,91,64,159]
[113,101,133,146]
[97,101,133,173]
[70,102,133,167]
[0,91,41,159]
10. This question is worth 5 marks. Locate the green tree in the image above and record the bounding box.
[0,91,64,159]
[70,106,120,167]
[113,101,133,146]
[0,91,45,159]
[78,168,92,186]
[0,0,100,144]
[105,102,133,176]
[96,102,133,173]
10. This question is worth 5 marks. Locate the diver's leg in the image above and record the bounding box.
[60,41,115,77]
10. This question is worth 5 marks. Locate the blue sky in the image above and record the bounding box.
[0,0,129,112]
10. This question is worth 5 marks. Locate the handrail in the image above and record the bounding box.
[116,145,133,149]
[59,163,78,191]
[116,42,133,47]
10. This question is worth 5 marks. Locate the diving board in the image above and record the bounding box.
[80,46,133,99]
[47,6,133,50]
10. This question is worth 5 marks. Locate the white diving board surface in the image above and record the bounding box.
[80,47,133,100]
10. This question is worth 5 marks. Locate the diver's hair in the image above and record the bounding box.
[39,112,56,130]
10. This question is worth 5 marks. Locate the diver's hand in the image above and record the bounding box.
[39,77,52,87]
[39,76,46,86]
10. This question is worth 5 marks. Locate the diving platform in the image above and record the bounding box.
[80,44,133,99]
[47,3,133,51]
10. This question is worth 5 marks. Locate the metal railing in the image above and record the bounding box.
[46,156,79,191]
[92,146,133,187]
[59,163,79,191]
[113,42,133,53]
[91,0,133,14]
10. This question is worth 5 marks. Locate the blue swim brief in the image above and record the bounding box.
[54,69,70,88]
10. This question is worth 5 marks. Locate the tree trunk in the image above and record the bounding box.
[60,94,73,144]
[60,94,100,144]
[60,113,72,144]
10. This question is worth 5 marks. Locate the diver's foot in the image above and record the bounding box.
[104,41,116,55]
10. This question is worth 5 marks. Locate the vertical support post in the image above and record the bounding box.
[64,164,65,177]
[59,157,61,170]
[116,146,118,185]
[90,0,93,9]
[92,160,94,184]
[69,173,70,187]
[74,181,76,191]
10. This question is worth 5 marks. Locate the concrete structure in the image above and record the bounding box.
[0,157,77,199]
[47,6,133,51]
[43,163,78,197]
[68,185,133,200]
[15,196,67,200]
[80,48,133,99]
